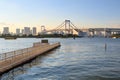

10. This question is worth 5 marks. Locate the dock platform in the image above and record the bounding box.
[0,40,60,75]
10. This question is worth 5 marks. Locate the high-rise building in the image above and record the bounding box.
[3,27,9,34]
[32,27,37,35]
[22,29,24,35]
[16,28,20,35]
[24,27,31,36]
[0,31,1,35]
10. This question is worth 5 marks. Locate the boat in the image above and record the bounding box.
[4,37,17,40]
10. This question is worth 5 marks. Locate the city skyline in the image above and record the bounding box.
[0,0,120,32]
[1,27,37,35]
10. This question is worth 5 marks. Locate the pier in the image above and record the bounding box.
[0,40,60,75]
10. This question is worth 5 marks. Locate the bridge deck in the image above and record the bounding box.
[0,42,60,75]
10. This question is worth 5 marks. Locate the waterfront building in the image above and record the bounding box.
[3,27,9,35]
[30,30,32,35]
[16,28,20,35]
[0,31,1,36]
[24,27,31,36]
[32,27,37,35]
[21,29,24,35]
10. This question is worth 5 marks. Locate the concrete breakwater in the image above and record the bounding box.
[0,40,60,75]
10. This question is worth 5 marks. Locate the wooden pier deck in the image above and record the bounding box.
[0,41,60,75]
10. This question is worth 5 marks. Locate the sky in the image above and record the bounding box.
[0,0,120,33]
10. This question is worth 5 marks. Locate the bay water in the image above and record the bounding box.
[0,38,120,80]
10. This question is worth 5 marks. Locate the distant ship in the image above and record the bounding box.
[4,37,17,40]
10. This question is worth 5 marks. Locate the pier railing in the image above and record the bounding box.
[0,42,60,72]
[0,42,60,61]
[0,43,48,60]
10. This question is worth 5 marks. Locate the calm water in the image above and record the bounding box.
[0,38,120,80]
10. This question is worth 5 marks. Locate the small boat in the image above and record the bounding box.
[4,37,17,40]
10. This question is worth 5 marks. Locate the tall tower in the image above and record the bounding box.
[3,27,9,35]
[24,27,31,36]
[16,28,20,35]
[32,27,37,35]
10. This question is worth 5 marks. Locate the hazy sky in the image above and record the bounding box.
[0,0,120,32]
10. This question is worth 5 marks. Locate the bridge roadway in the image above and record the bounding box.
[0,41,60,75]
[45,28,120,33]
[88,28,120,32]
[45,29,82,33]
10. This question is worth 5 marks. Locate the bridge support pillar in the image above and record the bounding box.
[65,20,71,34]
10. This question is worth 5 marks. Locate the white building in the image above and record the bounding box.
[16,28,20,35]
[21,29,24,34]
[24,27,31,36]
[3,27,9,34]
[32,27,37,35]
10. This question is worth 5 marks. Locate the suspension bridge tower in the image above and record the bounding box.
[65,20,71,34]
[41,25,46,34]
[52,20,81,35]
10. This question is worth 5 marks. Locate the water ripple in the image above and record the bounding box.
[0,38,120,80]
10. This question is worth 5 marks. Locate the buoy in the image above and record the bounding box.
[105,43,107,51]
[73,35,76,40]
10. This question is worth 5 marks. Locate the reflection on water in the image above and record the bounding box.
[0,50,57,80]
[0,38,120,80]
